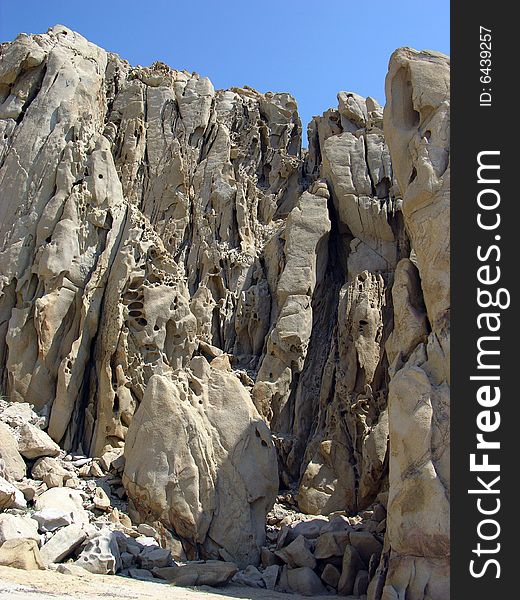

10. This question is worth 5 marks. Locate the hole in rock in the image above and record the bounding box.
[98,174,103,179]
[409,167,417,184]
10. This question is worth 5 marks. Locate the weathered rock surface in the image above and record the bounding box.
[0,421,26,480]
[372,48,450,600]
[0,537,44,569]
[155,560,238,586]
[39,523,86,565]
[0,512,39,544]
[0,25,449,599]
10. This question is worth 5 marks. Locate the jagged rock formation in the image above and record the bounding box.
[0,25,449,598]
[368,48,450,600]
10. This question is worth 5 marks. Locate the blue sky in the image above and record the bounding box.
[0,0,449,133]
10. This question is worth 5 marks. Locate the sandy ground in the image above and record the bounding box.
[0,566,338,600]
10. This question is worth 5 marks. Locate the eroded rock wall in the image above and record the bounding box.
[0,26,449,594]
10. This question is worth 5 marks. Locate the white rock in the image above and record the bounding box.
[39,524,86,564]
[75,528,121,574]
[0,513,40,544]
[34,488,89,527]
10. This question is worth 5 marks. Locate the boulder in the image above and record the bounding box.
[17,422,60,459]
[314,530,350,559]
[32,508,74,532]
[321,563,341,588]
[338,545,365,596]
[34,488,89,527]
[0,538,45,570]
[0,422,25,480]
[286,566,328,596]
[154,560,238,586]
[262,564,280,590]
[0,513,40,544]
[75,528,121,574]
[353,569,370,596]
[233,564,265,588]
[275,534,316,569]
[31,456,71,484]
[39,524,86,564]
[349,531,382,564]
[123,370,278,568]
[137,545,173,569]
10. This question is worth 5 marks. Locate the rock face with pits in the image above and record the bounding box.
[0,26,449,597]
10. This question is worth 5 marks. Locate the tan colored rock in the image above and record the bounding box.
[123,367,278,568]
[34,488,89,527]
[0,474,26,509]
[93,487,111,510]
[380,47,450,600]
[275,534,316,569]
[0,538,45,570]
[0,421,25,480]
[155,560,238,586]
[0,513,40,544]
[17,422,61,459]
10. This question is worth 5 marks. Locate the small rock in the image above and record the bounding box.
[120,551,134,569]
[262,564,279,590]
[71,458,91,468]
[321,563,341,588]
[287,566,327,596]
[321,515,353,534]
[135,535,158,547]
[353,569,370,595]
[278,517,328,547]
[31,456,70,482]
[56,563,90,577]
[128,567,155,580]
[43,472,64,488]
[137,523,156,537]
[275,534,316,569]
[233,564,265,588]
[99,448,123,472]
[93,487,111,511]
[17,422,60,459]
[0,475,26,509]
[0,538,45,570]
[261,546,279,567]
[89,462,104,477]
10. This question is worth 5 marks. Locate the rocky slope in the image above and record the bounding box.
[0,26,450,599]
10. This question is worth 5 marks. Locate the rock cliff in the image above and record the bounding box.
[0,26,449,597]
